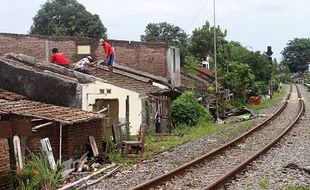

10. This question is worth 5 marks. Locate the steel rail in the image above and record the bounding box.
[132,85,294,190]
[203,84,304,189]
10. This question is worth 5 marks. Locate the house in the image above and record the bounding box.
[0,90,103,189]
[0,33,181,88]
[0,33,182,133]
[0,53,181,135]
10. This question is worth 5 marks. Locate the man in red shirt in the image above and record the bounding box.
[99,39,115,73]
[50,48,69,68]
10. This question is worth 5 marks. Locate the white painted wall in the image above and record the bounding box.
[81,81,143,134]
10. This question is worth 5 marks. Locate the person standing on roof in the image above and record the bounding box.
[99,39,115,74]
[50,48,69,68]
[74,56,96,75]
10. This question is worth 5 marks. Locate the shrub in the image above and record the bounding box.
[18,153,62,190]
[171,92,213,127]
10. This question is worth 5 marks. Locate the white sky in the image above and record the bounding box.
[1,0,310,60]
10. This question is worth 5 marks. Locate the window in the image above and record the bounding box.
[77,45,91,55]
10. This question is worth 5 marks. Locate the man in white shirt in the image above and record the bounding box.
[74,56,95,75]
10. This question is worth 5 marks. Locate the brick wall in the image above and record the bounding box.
[0,33,169,78]
[27,119,102,160]
[0,138,12,190]
[103,40,168,78]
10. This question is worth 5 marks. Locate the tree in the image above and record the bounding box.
[187,21,227,60]
[141,22,188,48]
[30,0,107,39]
[220,62,255,105]
[281,38,310,72]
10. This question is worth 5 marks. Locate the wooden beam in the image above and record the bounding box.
[32,122,54,131]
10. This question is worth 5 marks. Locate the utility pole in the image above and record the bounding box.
[213,0,219,121]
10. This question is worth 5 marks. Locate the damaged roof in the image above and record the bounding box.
[4,53,167,95]
[86,64,165,94]
[0,91,103,125]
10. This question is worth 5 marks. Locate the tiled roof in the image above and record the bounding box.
[86,65,163,94]
[3,54,164,95]
[0,92,103,124]
[197,67,213,77]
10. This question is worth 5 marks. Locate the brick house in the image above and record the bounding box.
[0,33,181,88]
[0,90,103,189]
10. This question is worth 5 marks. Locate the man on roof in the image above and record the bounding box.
[50,48,69,68]
[99,39,115,74]
[74,56,96,75]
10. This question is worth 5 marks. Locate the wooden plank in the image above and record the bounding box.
[89,136,99,157]
[58,164,117,190]
[77,157,87,172]
[13,135,23,173]
[41,138,56,170]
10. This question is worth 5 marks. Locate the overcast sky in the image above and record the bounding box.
[1,0,310,60]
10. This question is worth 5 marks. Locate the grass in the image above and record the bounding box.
[247,87,286,111]
[17,153,62,190]
[258,176,270,190]
[282,185,310,190]
[108,87,288,166]
[109,120,255,166]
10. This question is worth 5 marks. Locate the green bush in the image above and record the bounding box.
[171,92,213,127]
[18,153,62,190]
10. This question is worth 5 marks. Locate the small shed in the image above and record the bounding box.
[0,91,104,162]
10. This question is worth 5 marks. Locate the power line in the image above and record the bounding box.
[185,0,209,31]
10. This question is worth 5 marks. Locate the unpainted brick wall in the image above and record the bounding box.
[0,138,11,190]
[27,119,102,161]
[0,33,169,79]
[99,40,168,78]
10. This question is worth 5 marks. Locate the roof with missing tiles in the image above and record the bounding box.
[0,91,103,124]
[3,53,166,95]
[86,64,164,94]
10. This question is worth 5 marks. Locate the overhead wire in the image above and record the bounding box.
[185,0,209,31]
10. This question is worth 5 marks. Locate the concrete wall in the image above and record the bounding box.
[0,59,81,108]
[167,47,181,87]
[81,81,143,134]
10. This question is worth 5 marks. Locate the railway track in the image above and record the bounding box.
[132,84,305,190]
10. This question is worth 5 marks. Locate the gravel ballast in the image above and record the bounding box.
[88,85,290,190]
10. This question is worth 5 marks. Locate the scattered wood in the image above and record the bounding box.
[89,136,99,157]
[61,169,75,178]
[77,157,88,172]
[57,163,116,190]
[76,165,122,190]
[71,171,93,175]
[74,151,89,167]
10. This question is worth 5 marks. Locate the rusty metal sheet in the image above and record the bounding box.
[0,121,13,138]
[13,119,32,137]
